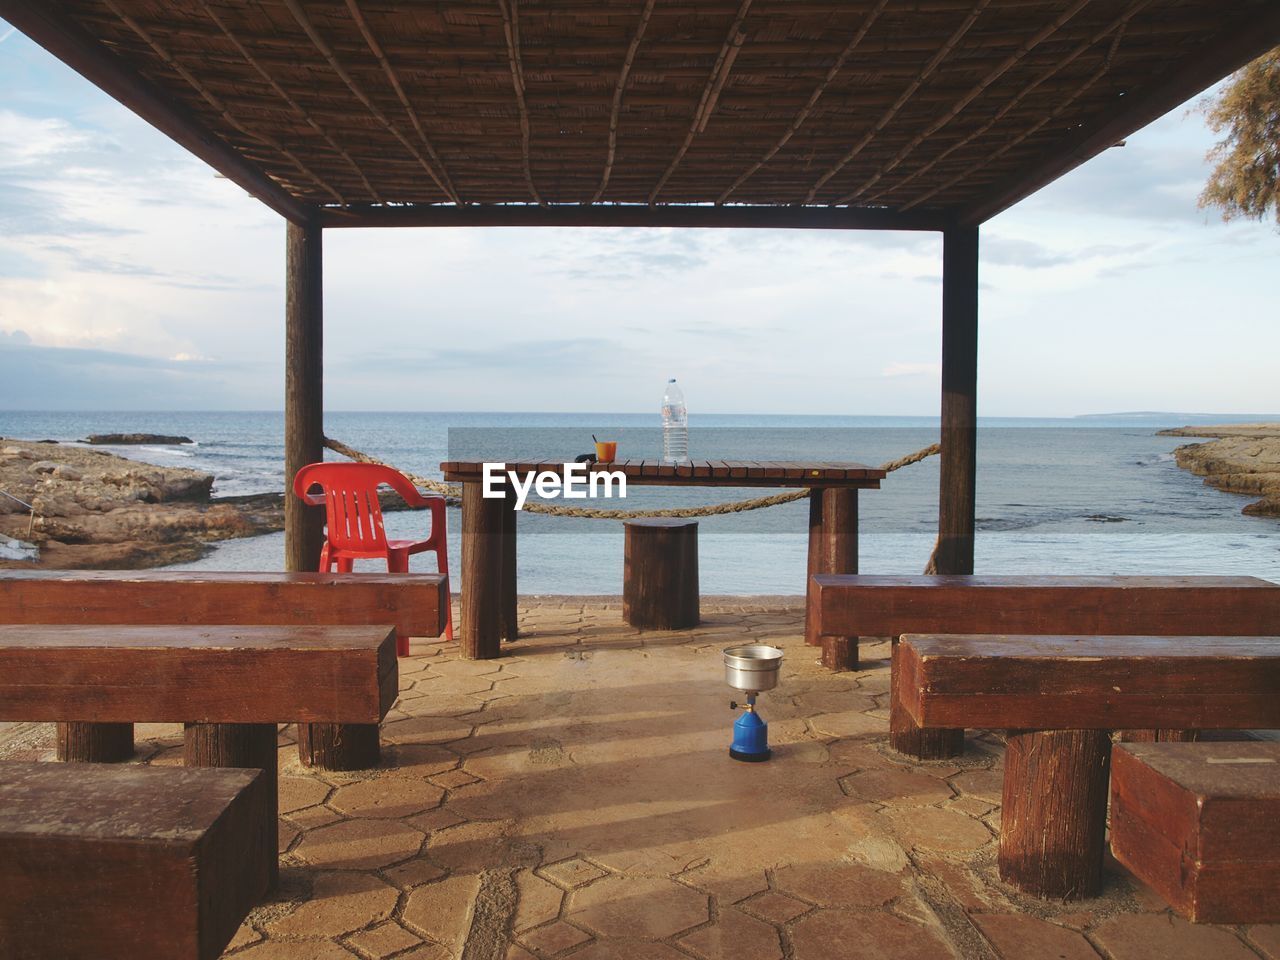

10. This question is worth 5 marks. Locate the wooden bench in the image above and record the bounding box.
[896,633,1280,899]
[0,623,397,888]
[1111,741,1280,923]
[0,761,272,959]
[810,574,1280,758]
[0,570,445,768]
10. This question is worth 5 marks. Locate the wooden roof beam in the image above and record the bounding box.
[649,0,754,204]
[193,0,380,205]
[836,0,1091,205]
[281,0,456,205]
[317,203,950,231]
[0,0,314,224]
[956,3,1280,225]
[804,0,991,204]
[591,0,656,204]
[496,0,541,204]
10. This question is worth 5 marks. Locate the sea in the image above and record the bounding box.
[1,411,1277,592]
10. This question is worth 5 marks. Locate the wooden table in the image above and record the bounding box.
[441,459,884,659]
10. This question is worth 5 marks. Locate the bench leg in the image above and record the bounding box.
[184,722,279,891]
[998,729,1111,900]
[888,639,964,760]
[820,635,858,671]
[56,722,134,763]
[297,723,381,771]
[1117,728,1200,743]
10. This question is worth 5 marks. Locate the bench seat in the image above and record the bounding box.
[809,574,1280,758]
[0,762,271,960]
[0,570,444,767]
[896,633,1280,900]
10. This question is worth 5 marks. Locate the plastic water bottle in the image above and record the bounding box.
[662,379,689,464]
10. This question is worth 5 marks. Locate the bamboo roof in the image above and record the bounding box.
[5,1,1279,229]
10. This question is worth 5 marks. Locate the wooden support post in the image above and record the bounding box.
[623,519,700,630]
[501,483,519,642]
[937,225,979,576]
[285,222,377,765]
[184,722,279,890]
[806,488,859,669]
[56,721,133,763]
[903,225,979,758]
[999,729,1112,899]
[461,480,504,659]
[284,220,325,574]
[804,490,825,647]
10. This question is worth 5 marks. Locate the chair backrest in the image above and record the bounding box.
[293,462,418,552]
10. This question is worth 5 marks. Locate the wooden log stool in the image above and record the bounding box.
[623,519,699,629]
[1111,741,1280,923]
[0,762,272,960]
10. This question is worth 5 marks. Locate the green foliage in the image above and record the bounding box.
[1200,48,1280,226]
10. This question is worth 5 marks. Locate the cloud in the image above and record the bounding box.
[0,339,272,410]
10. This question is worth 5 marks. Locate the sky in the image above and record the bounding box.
[0,19,1276,417]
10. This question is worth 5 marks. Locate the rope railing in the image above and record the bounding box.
[322,437,940,520]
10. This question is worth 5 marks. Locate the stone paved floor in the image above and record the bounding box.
[4,597,1280,960]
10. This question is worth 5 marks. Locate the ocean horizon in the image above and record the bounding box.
[1,409,1277,592]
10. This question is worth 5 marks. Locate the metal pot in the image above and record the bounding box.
[722,644,783,693]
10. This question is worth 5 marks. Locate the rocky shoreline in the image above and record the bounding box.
[1159,423,1280,518]
[0,438,282,569]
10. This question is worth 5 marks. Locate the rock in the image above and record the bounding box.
[84,433,194,445]
[1169,424,1280,521]
[0,437,283,571]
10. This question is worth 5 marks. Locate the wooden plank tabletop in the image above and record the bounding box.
[441,458,884,488]
[897,634,1280,731]
[0,625,397,725]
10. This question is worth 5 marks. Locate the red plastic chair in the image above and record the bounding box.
[293,462,454,653]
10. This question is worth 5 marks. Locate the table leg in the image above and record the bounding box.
[461,479,504,659]
[806,487,859,669]
[998,728,1112,900]
[184,722,279,891]
[502,482,519,642]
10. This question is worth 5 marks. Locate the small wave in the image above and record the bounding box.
[1084,514,1129,523]
[139,445,193,457]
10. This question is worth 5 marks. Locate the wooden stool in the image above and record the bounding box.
[1111,741,1280,923]
[623,519,699,629]
[0,762,272,960]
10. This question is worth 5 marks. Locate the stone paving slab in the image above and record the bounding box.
[2,596,1277,959]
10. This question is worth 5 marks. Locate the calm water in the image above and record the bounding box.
[1,411,1276,592]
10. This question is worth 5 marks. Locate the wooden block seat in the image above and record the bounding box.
[0,624,398,887]
[0,761,271,960]
[623,519,700,629]
[810,574,1280,759]
[896,633,1280,900]
[0,570,444,767]
[1111,741,1280,924]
